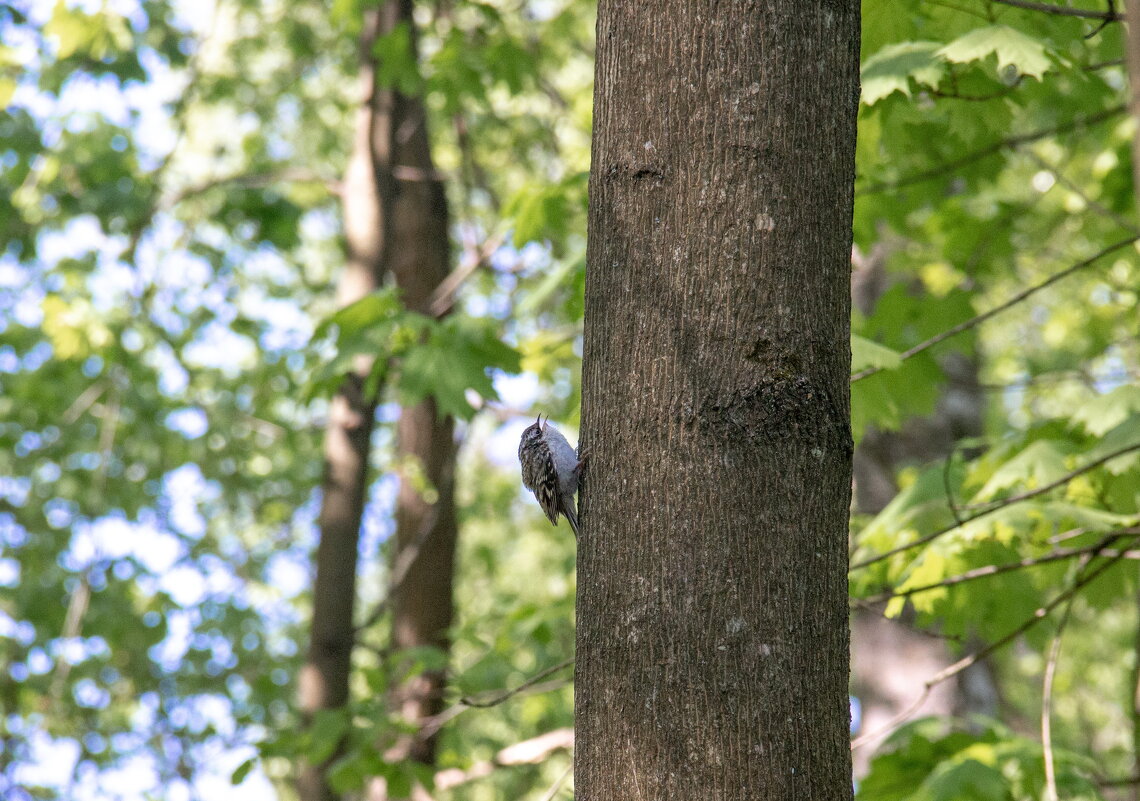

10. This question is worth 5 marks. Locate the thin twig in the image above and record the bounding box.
[958,442,1140,512]
[1133,564,1140,801]
[1083,0,1117,37]
[459,658,575,708]
[417,658,574,740]
[434,729,574,790]
[931,74,1024,102]
[850,598,965,642]
[49,571,93,705]
[852,444,1140,571]
[943,446,964,526]
[355,503,442,634]
[851,234,1140,382]
[162,168,340,208]
[992,0,1124,20]
[856,105,1125,196]
[539,761,574,801]
[1101,773,1140,787]
[62,380,107,424]
[1041,592,1074,801]
[928,534,1125,686]
[857,529,1140,604]
[1026,151,1138,233]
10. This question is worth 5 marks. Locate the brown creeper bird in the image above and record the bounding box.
[518,416,583,538]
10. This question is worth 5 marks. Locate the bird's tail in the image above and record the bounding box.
[562,497,579,539]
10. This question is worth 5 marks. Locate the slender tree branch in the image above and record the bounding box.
[122,13,216,268]
[1026,151,1138,233]
[851,444,1140,571]
[1045,539,1101,797]
[162,168,341,209]
[930,534,1125,688]
[1041,591,1074,801]
[992,0,1123,19]
[354,502,443,635]
[943,446,964,527]
[851,234,1140,382]
[1084,0,1118,37]
[434,729,574,790]
[931,75,1024,102]
[1133,566,1140,801]
[427,231,506,318]
[417,658,574,740]
[850,598,965,642]
[959,442,1140,512]
[1101,773,1140,787]
[853,533,1131,750]
[539,761,575,801]
[856,105,1125,196]
[62,379,107,425]
[857,529,1140,604]
[459,658,575,708]
[929,0,994,19]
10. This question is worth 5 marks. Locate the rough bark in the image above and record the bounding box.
[576,2,860,798]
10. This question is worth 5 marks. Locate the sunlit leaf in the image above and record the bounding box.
[861,41,946,105]
[937,25,1052,79]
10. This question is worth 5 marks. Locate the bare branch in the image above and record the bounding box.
[850,598,964,643]
[1099,773,1140,787]
[1026,151,1138,233]
[428,231,506,318]
[928,534,1125,686]
[850,443,1140,571]
[851,235,1140,382]
[931,74,1024,102]
[960,442,1140,512]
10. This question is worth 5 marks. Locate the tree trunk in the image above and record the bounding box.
[301,1,456,798]
[298,7,395,800]
[576,2,860,798]
[385,25,458,771]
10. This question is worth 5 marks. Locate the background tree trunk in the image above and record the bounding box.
[298,8,394,800]
[383,0,458,773]
[302,3,456,799]
[848,249,997,775]
[577,2,860,798]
